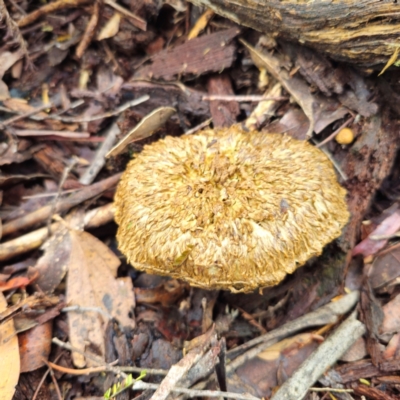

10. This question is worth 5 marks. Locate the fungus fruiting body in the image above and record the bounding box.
[114,126,349,293]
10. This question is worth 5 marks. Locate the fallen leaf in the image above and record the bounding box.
[18,321,52,372]
[66,230,135,367]
[370,243,400,290]
[381,293,400,335]
[34,226,71,293]
[352,210,400,257]
[378,46,400,76]
[188,9,214,40]
[0,292,20,400]
[106,106,176,158]
[97,12,121,41]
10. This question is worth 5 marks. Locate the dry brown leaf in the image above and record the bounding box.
[35,225,71,293]
[0,292,20,400]
[66,229,135,367]
[18,321,52,372]
[106,106,176,158]
[97,12,121,41]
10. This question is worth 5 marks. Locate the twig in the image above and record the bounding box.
[103,0,146,31]
[131,381,261,400]
[316,117,354,148]
[13,129,90,138]
[309,388,354,393]
[0,102,52,127]
[44,96,149,123]
[184,118,212,135]
[32,353,64,400]
[79,122,121,185]
[47,360,168,376]
[61,305,113,320]
[271,312,366,400]
[17,0,91,27]
[41,359,63,400]
[75,0,100,58]
[52,338,128,378]
[2,174,121,237]
[0,202,115,261]
[202,94,288,102]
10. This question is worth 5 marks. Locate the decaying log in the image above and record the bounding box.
[189,0,400,67]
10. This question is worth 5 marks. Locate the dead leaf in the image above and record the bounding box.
[241,39,315,137]
[18,321,52,372]
[352,210,400,257]
[66,229,135,367]
[97,12,121,41]
[188,9,214,40]
[106,106,176,158]
[370,244,400,291]
[378,47,400,76]
[34,226,71,293]
[0,292,20,400]
[381,293,400,335]
[0,49,25,79]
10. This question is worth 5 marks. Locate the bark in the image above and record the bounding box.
[189,0,400,66]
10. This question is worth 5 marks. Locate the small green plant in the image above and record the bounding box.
[104,370,146,399]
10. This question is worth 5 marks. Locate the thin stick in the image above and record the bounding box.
[184,118,212,135]
[103,0,146,31]
[131,381,261,400]
[316,117,353,148]
[0,102,52,127]
[202,94,288,102]
[13,129,90,138]
[44,96,149,123]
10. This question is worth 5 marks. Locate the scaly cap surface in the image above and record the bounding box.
[114,126,349,292]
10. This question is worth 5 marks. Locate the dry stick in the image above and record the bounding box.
[17,0,91,27]
[52,337,128,379]
[47,360,167,376]
[79,122,121,185]
[103,0,146,31]
[0,102,52,127]
[202,95,288,102]
[32,353,63,400]
[2,174,120,237]
[0,202,115,261]
[75,0,100,58]
[271,312,366,400]
[44,96,149,123]
[316,117,354,148]
[13,129,90,138]
[131,381,261,400]
[184,118,212,135]
[41,359,63,400]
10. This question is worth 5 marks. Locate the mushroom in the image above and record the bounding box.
[114,126,349,293]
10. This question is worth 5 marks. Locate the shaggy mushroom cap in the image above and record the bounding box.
[114,126,349,293]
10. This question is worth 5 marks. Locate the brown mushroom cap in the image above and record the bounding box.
[114,126,349,293]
